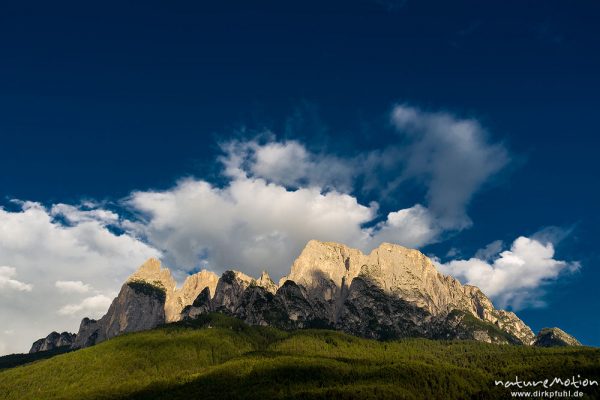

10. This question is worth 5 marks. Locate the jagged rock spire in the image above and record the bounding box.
[256,271,277,294]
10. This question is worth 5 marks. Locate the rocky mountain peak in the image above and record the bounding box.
[181,270,219,297]
[168,269,219,322]
[127,258,176,292]
[212,270,254,313]
[70,259,220,348]
[280,240,536,344]
[126,259,219,322]
[256,271,277,294]
[29,331,76,353]
[285,240,441,289]
[462,285,535,344]
[286,240,466,315]
[533,327,581,347]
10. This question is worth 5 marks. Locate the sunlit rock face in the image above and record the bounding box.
[72,258,218,348]
[187,241,535,344]
[71,279,166,349]
[279,240,535,344]
[127,258,219,323]
[256,271,278,294]
[35,240,576,351]
[181,287,212,320]
[171,270,219,321]
[211,270,254,314]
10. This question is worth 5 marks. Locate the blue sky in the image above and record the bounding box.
[0,1,599,353]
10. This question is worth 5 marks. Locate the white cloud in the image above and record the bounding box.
[249,141,311,183]
[0,266,33,292]
[55,280,92,294]
[369,204,439,249]
[127,176,378,278]
[0,202,159,355]
[436,234,579,310]
[391,104,509,230]
[50,203,119,225]
[220,139,356,192]
[58,295,113,317]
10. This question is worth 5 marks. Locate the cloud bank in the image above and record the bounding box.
[0,202,159,355]
[435,233,580,310]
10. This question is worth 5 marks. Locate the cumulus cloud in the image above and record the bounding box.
[55,280,92,294]
[435,234,579,310]
[391,104,509,230]
[220,139,356,192]
[58,295,113,316]
[127,176,377,278]
[0,202,159,355]
[0,266,33,292]
[369,204,439,249]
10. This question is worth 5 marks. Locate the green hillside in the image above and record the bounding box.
[1,314,598,400]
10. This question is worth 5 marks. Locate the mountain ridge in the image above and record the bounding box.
[30,240,580,352]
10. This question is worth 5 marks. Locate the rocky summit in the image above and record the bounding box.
[29,331,76,353]
[533,327,582,347]
[70,258,219,349]
[32,240,581,352]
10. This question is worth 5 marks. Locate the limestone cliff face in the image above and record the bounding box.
[284,241,475,318]
[181,287,212,320]
[279,240,534,344]
[126,258,176,321]
[463,285,535,344]
[72,258,218,348]
[71,279,166,349]
[29,331,76,353]
[212,270,254,313]
[165,270,219,322]
[70,318,100,349]
[181,241,539,345]
[126,258,219,323]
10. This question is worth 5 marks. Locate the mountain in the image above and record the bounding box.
[34,240,580,352]
[70,258,218,349]
[29,332,76,353]
[533,327,582,347]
